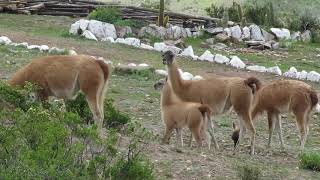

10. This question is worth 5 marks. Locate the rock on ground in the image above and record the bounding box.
[229,56,245,69]
[270,28,290,40]
[306,71,320,82]
[198,50,214,62]
[242,26,250,40]
[140,43,154,50]
[102,37,115,43]
[82,30,98,41]
[154,42,182,54]
[246,65,267,72]
[124,38,141,47]
[249,25,264,41]
[181,72,194,80]
[0,36,12,45]
[192,75,204,80]
[180,46,195,58]
[297,70,308,80]
[266,66,282,75]
[283,67,298,78]
[301,30,311,42]
[87,20,117,40]
[155,69,168,76]
[230,25,242,39]
[214,54,229,64]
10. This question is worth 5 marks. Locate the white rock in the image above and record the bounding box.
[283,67,298,78]
[102,37,115,43]
[68,49,77,55]
[27,45,41,50]
[230,25,242,39]
[0,36,12,45]
[40,45,49,51]
[297,70,308,80]
[315,104,320,113]
[229,56,245,69]
[291,31,301,41]
[138,63,149,67]
[49,47,65,54]
[192,75,203,80]
[124,37,140,47]
[69,21,80,35]
[301,30,311,42]
[87,20,117,40]
[180,46,195,57]
[82,30,98,41]
[199,50,214,62]
[115,38,125,44]
[306,71,320,82]
[266,66,282,75]
[155,69,168,76]
[181,72,194,80]
[270,28,291,40]
[10,42,18,46]
[128,63,137,66]
[192,55,199,61]
[154,42,181,54]
[140,43,154,50]
[261,29,275,41]
[246,65,267,72]
[242,26,251,40]
[214,54,229,64]
[79,19,90,32]
[16,42,28,48]
[224,28,232,37]
[249,25,264,41]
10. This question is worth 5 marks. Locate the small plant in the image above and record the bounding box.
[299,151,320,171]
[115,19,146,29]
[205,3,225,19]
[237,164,261,180]
[88,7,121,24]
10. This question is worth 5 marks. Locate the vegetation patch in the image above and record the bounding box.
[299,151,320,171]
[237,164,262,180]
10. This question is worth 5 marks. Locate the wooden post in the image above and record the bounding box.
[158,0,164,26]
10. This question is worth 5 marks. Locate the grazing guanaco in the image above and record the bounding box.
[154,78,219,149]
[162,50,261,155]
[232,80,318,151]
[8,55,110,131]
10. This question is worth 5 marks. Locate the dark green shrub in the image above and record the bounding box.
[299,151,320,171]
[205,3,225,19]
[237,164,261,180]
[88,7,121,24]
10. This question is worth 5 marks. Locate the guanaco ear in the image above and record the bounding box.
[232,122,236,130]
[200,98,204,104]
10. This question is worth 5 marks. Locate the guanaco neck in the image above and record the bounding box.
[161,82,179,107]
[166,62,185,95]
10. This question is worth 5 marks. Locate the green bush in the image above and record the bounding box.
[205,3,225,19]
[299,151,320,171]
[88,7,121,24]
[114,19,146,29]
[237,164,261,180]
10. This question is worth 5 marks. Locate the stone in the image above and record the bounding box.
[306,71,320,82]
[246,65,267,72]
[69,21,80,35]
[271,42,280,50]
[297,70,308,80]
[210,43,228,50]
[205,27,224,35]
[154,42,182,54]
[0,36,12,45]
[206,38,216,45]
[27,45,41,50]
[283,67,298,78]
[301,30,311,42]
[16,42,28,48]
[214,54,229,64]
[291,31,301,41]
[180,46,195,58]
[270,28,291,40]
[199,50,214,62]
[115,38,126,44]
[124,38,141,47]
[229,56,245,69]
[116,26,132,38]
[242,26,250,40]
[230,25,242,39]
[315,104,320,113]
[155,69,168,76]
[79,19,90,32]
[140,43,154,50]
[102,37,115,43]
[192,75,203,80]
[249,25,264,41]
[181,72,194,80]
[68,49,77,55]
[87,20,117,40]
[266,66,282,75]
[40,45,49,51]
[138,63,149,67]
[223,28,231,37]
[261,29,275,41]
[49,47,65,54]
[215,33,230,42]
[82,30,98,41]
[172,26,189,39]
[128,63,137,66]
[228,21,235,26]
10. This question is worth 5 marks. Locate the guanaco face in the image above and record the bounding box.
[8,55,110,132]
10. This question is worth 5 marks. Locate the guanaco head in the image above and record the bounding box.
[162,50,175,65]
[231,122,240,148]
[154,77,168,91]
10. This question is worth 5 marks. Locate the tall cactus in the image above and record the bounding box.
[159,0,165,27]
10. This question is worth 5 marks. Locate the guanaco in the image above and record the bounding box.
[162,50,261,155]
[8,55,110,131]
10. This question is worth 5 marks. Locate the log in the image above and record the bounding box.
[18,2,44,10]
[37,11,88,16]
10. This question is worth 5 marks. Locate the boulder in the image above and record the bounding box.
[180,46,195,58]
[0,36,12,45]
[27,45,41,50]
[181,72,194,80]
[306,71,320,82]
[230,25,242,39]
[16,42,28,48]
[215,33,230,42]
[249,25,264,41]
[124,38,141,47]
[291,31,301,41]
[246,65,267,72]
[283,67,298,78]
[229,56,245,69]
[139,24,166,39]
[116,26,132,38]
[214,54,229,64]
[140,43,154,50]
[206,38,216,45]
[242,26,250,40]
[192,75,204,80]
[223,28,231,37]
[301,30,311,42]
[87,20,117,40]
[79,19,90,32]
[49,47,65,54]
[154,42,182,54]
[171,26,189,39]
[266,66,282,75]
[115,38,126,44]
[69,21,80,35]
[128,63,137,66]
[316,104,320,113]
[199,50,214,62]
[40,45,49,51]
[270,28,290,40]
[205,27,224,35]
[68,49,77,55]
[155,69,168,76]
[102,37,115,43]
[297,70,308,80]
[82,30,98,41]
[138,63,149,67]
[271,42,280,50]
[261,29,275,41]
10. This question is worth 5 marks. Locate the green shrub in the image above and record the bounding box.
[65,93,130,128]
[299,151,320,171]
[237,164,261,180]
[88,7,121,24]
[205,3,225,19]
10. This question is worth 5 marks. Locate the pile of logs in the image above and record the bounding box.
[0,0,219,26]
